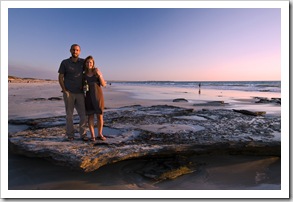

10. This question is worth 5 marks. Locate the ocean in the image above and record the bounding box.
[111,80,281,93]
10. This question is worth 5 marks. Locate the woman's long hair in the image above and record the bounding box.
[83,55,96,74]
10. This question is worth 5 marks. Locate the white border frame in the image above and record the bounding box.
[1,0,289,199]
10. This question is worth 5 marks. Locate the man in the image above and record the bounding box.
[58,44,88,141]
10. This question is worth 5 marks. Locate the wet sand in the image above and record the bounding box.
[4,81,284,199]
[9,153,280,190]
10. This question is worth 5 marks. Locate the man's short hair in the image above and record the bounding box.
[70,44,80,50]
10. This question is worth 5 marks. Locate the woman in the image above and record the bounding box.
[83,55,107,142]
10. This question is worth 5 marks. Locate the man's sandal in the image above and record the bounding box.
[81,136,89,141]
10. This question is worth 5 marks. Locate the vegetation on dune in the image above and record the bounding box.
[8,75,56,82]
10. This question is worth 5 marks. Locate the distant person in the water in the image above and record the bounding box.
[198,83,201,94]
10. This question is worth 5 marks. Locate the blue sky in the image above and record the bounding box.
[7,3,283,81]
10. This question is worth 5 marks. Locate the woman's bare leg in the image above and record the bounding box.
[88,114,96,140]
[97,114,106,140]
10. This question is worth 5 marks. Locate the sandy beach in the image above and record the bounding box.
[6,80,283,198]
[8,81,281,120]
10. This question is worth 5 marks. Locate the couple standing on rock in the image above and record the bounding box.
[58,44,107,142]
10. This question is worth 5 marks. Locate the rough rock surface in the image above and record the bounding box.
[8,105,281,173]
[254,97,281,105]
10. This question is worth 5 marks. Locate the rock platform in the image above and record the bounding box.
[8,105,281,173]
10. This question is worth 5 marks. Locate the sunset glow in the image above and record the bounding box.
[3,1,286,82]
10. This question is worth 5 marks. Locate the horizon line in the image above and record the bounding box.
[8,75,280,83]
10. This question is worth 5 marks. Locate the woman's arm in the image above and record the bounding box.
[95,68,107,87]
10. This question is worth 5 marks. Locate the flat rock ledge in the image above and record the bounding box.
[8,105,281,173]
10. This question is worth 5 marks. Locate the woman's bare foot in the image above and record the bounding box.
[97,135,106,141]
[90,137,96,142]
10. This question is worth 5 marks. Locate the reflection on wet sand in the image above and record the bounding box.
[9,153,280,190]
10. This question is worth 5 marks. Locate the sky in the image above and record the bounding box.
[6,2,283,81]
